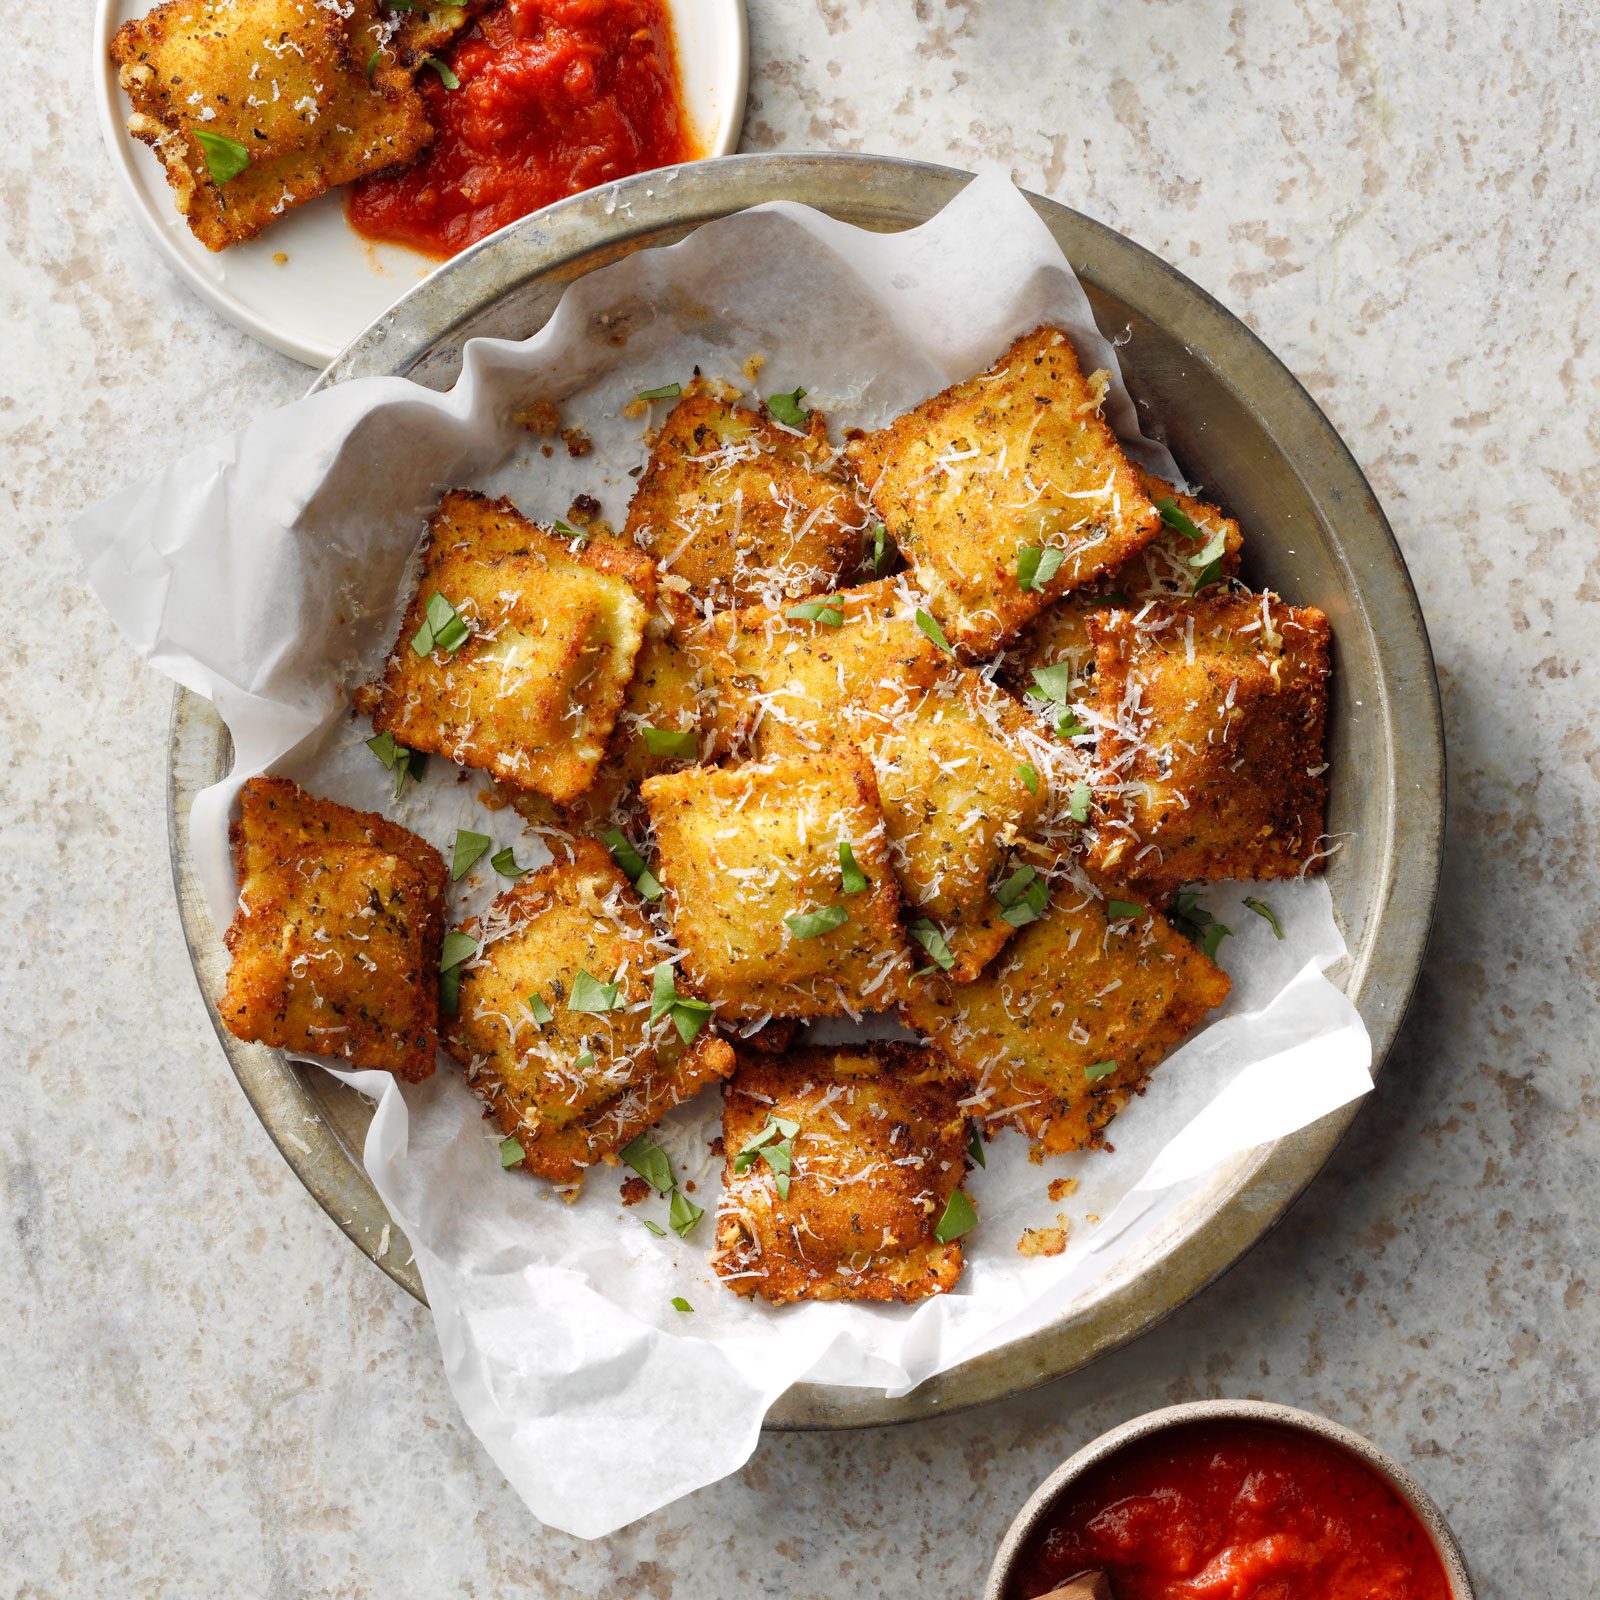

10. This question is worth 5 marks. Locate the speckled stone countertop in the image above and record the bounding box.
[4,1,1596,1594]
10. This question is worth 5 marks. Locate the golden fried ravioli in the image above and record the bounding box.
[703,577,943,761]
[220,778,447,1081]
[444,841,734,1187]
[713,1044,972,1304]
[1087,591,1331,890]
[866,668,1049,981]
[845,326,1160,656]
[371,491,652,806]
[1004,473,1246,703]
[112,0,430,251]
[903,882,1230,1156]
[623,382,871,610]
[642,750,915,1020]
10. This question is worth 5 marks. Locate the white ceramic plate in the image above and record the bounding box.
[92,0,748,366]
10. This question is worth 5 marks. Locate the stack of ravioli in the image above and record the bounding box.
[220,327,1332,1306]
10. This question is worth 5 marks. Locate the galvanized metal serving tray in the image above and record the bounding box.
[168,153,1445,1429]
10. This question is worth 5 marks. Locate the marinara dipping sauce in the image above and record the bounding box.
[1011,1422,1451,1600]
[348,0,698,257]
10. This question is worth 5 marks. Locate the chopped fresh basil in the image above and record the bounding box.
[642,725,697,759]
[641,1218,667,1237]
[366,730,425,798]
[1017,545,1066,592]
[908,918,956,972]
[1030,663,1076,703]
[1189,527,1228,569]
[784,598,844,626]
[553,517,588,540]
[915,608,955,654]
[194,129,251,184]
[996,866,1048,928]
[933,1189,977,1244]
[490,845,526,879]
[1156,496,1204,542]
[1172,886,1233,960]
[668,1189,704,1238]
[527,993,553,1026]
[1085,1059,1118,1082]
[637,382,682,401]
[573,1048,596,1074]
[785,904,849,940]
[438,931,477,1016]
[766,386,808,428]
[620,1134,673,1194]
[499,1136,526,1169]
[649,962,713,1045]
[420,53,460,88]
[838,841,868,896]
[867,521,892,576]
[1106,898,1143,921]
[733,1116,798,1197]
[1069,781,1092,823]
[1054,707,1085,739]
[1192,557,1225,591]
[365,45,381,77]
[1244,896,1285,939]
[451,828,490,881]
[412,591,470,658]
[1017,760,1039,797]
[603,827,663,901]
[967,1126,987,1169]
[568,969,623,1014]
[670,1296,693,1313]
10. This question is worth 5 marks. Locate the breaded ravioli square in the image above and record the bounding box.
[221,780,448,1080]
[713,1044,971,1304]
[903,880,1230,1157]
[623,382,871,609]
[444,841,735,1188]
[372,491,651,805]
[1004,472,1246,704]
[1087,591,1331,890]
[703,577,943,761]
[866,668,1048,981]
[112,0,430,251]
[845,326,1161,656]
[642,750,916,1020]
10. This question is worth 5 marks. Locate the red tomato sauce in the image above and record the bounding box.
[1011,1422,1451,1600]
[348,0,698,257]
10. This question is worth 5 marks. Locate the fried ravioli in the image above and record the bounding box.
[702,577,943,761]
[713,1044,971,1304]
[1086,591,1331,890]
[642,749,916,1020]
[112,0,431,252]
[220,778,447,1081]
[443,840,735,1187]
[866,668,1049,981]
[1004,472,1246,703]
[902,880,1230,1157]
[623,382,872,610]
[845,326,1161,656]
[371,491,652,806]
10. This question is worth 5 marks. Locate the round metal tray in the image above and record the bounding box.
[169,153,1445,1430]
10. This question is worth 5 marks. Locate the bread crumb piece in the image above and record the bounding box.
[562,427,593,458]
[1048,1177,1079,1203]
[514,400,561,435]
[619,1176,651,1206]
[1018,1225,1069,1258]
[272,251,288,266]
[742,352,767,383]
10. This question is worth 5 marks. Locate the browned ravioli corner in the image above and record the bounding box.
[111,0,431,252]
[442,839,734,1189]
[1087,590,1331,892]
[903,878,1230,1158]
[845,325,1160,657]
[220,776,447,1081]
[713,1042,973,1304]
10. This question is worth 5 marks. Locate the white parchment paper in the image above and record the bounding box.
[73,174,1372,1537]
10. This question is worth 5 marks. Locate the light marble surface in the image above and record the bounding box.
[4,1,1597,1593]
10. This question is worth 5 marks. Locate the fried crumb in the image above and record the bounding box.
[272,251,288,266]
[1086,1213,1100,1225]
[619,1176,651,1206]
[742,352,767,383]
[1018,1225,1069,1258]
[709,1135,724,1157]
[621,396,649,420]
[567,493,603,526]
[561,427,593,458]
[514,399,561,436]
[1048,1177,1079,1203]
[476,786,512,812]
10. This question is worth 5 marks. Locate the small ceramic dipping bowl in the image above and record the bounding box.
[985,1398,1475,1600]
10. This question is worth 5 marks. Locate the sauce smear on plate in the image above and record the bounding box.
[1013,1422,1451,1600]
[349,0,697,257]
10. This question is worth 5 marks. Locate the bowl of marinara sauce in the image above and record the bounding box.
[986,1400,1474,1600]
